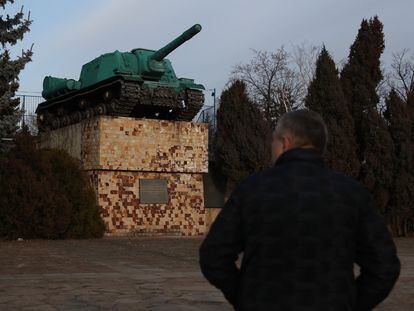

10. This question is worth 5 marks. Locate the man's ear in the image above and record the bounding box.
[282,134,293,151]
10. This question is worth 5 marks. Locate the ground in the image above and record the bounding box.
[0,237,412,310]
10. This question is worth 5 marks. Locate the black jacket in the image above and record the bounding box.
[199,148,400,311]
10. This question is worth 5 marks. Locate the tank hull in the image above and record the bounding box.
[36,76,204,132]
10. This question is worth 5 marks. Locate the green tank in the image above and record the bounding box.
[36,24,205,131]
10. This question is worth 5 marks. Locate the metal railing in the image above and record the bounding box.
[16,94,43,134]
[196,88,217,126]
[196,105,215,123]
[14,90,219,135]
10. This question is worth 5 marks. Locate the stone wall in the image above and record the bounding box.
[40,116,209,236]
[40,122,83,160]
[90,171,205,235]
[98,117,207,172]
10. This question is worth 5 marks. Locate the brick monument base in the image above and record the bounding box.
[40,116,209,236]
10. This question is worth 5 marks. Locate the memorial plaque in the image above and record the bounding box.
[139,179,168,204]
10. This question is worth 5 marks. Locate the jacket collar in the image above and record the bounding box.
[274,147,325,167]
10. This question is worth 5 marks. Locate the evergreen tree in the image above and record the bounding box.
[384,90,414,235]
[340,16,395,223]
[305,47,359,177]
[408,92,414,147]
[359,108,394,218]
[341,16,384,153]
[0,1,32,152]
[214,80,271,193]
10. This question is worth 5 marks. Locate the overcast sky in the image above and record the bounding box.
[12,0,414,107]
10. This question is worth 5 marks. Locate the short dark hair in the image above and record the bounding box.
[275,109,328,155]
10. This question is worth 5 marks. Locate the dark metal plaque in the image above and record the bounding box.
[139,179,168,204]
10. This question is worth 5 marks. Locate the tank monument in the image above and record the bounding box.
[37,24,210,236]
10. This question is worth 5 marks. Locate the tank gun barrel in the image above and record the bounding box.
[151,24,202,61]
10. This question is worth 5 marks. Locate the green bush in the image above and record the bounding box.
[40,149,105,238]
[0,133,105,239]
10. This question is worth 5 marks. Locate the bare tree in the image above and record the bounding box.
[24,114,38,135]
[386,49,414,102]
[292,42,320,101]
[231,44,318,126]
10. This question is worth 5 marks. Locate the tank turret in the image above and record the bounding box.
[36,24,205,131]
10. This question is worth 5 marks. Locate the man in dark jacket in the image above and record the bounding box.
[199,109,400,310]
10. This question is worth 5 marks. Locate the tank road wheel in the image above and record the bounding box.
[70,111,83,124]
[78,99,87,109]
[83,108,95,120]
[107,100,119,114]
[94,103,107,115]
[51,117,61,129]
[60,115,71,128]
[56,107,65,116]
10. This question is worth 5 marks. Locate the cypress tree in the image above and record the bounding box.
[214,80,271,193]
[340,16,396,224]
[384,90,414,235]
[359,108,394,218]
[341,16,385,154]
[408,92,414,148]
[305,47,359,177]
[0,1,32,152]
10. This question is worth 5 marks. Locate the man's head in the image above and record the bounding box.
[271,109,328,163]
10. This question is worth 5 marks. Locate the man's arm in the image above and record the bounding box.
[199,185,244,308]
[354,194,401,310]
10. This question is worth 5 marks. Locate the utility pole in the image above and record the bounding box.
[212,88,216,129]
[22,95,26,129]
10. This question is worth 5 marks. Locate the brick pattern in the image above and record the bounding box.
[40,116,209,236]
[89,171,205,236]
[98,117,208,173]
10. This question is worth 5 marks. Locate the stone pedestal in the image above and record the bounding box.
[40,116,209,236]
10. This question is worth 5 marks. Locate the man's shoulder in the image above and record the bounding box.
[327,168,372,201]
[231,169,270,197]
[239,166,276,186]
[234,165,372,203]
[233,167,282,198]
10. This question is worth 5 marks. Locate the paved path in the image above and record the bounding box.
[0,237,412,310]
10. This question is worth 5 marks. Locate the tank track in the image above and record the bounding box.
[176,89,205,121]
[37,79,204,132]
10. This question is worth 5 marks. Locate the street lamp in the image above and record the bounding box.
[205,88,216,128]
